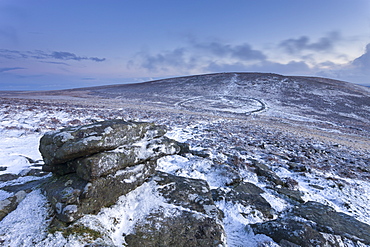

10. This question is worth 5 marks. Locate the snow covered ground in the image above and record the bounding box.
[0,97,369,246]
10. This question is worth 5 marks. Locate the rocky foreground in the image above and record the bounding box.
[0,73,369,246]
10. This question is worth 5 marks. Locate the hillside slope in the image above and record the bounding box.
[0,73,369,246]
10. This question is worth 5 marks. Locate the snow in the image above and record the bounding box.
[216,200,278,247]
[0,190,51,246]
[1,97,369,246]
[273,166,370,225]
[0,135,43,175]
[0,190,12,201]
[165,126,194,142]
[78,181,177,246]
[54,131,75,142]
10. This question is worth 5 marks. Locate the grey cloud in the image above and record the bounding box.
[50,51,106,62]
[232,44,267,61]
[89,57,106,62]
[131,40,266,72]
[279,32,341,54]
[39,61,70,66]
[0,49,24,59]
[0,49,106,62]
[136,48,194,72]
[316,43,370,86]
[0,67,24,73]
[193,41,266,61]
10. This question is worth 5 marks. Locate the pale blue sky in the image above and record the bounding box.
[0,0,369,90]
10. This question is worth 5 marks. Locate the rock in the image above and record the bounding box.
[250,217,329,246]
[125,208,225,247]
[154,171,221,219]
[287,162,307,172]
[250,201,370,246]
[0,190,28,221]
[125,174,225,247]
[39,120,166,165]
[294,201,370,245]
[42,161,156,223]
[248,159,284,186]
[124,172,225,246]
[0,173,19,182]
[1,177,49,193]
[74,137,181,181]
[42,162,77,175]
[272,187,304,203]
[39,120,187,223]
[25,169,49,177]
[212,182,275,219]
[43,136,184,178]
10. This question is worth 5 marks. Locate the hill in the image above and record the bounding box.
[0,72,369,246]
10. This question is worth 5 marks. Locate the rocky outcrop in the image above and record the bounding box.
[39,120,166,166]
[212,182,275,219]
[40,120,183,223]
[125,171,225,247]
[251,201,370,246]
[125,209,225,247]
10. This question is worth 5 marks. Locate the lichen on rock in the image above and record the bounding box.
[40,120,184,223]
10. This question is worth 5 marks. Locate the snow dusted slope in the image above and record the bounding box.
[0,73,369,246]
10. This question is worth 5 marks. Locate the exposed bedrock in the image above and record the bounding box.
[125,171,225,247]
[39,119,166,166]
[40,120,184,223]
[251,201,370,246]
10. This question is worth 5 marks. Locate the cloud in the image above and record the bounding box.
[50,51,106,62]
[39,61,70,66]
[140,48,189,72]
[129,48,198,73]
[129,37,370,86]
[192,41,266,61]
[352,43,370,69]
[0,67,24,73]
[316,43,370,86]
[130,40,267,73]
[279,32,341,54]
[0,49,106,62]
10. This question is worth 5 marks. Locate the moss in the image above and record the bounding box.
[61,225,102,239]
[48,220,102,241]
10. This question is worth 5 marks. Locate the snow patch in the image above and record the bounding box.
[0,190,51,246]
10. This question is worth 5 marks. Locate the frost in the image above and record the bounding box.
[81,135,102,145]
[104,126,113,134]
[1,81,369,246]
[114,163,145,178]
[54,132,74,142]
[0,190,12,201]
[216,200,278,247]
[78,181,168,246]
[260,192,290,213]
[0,190,51,246]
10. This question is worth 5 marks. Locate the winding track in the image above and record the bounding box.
[176,96,267,116]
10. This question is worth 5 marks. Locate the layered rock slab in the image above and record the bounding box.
[43,136,181,180]
[43,161,156,222]
[39,119,166,165]
[39,120,183,223]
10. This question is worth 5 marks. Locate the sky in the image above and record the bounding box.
[0,0,370,90]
